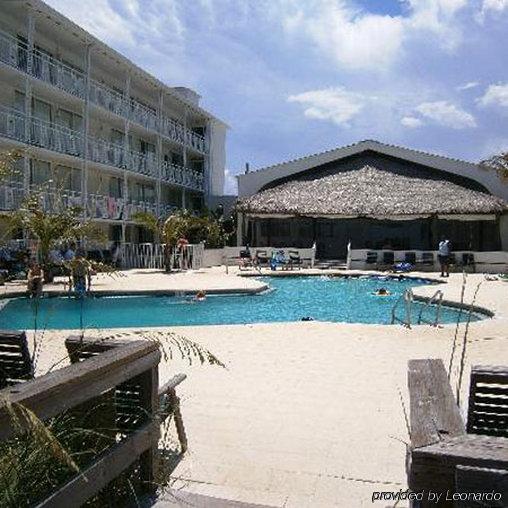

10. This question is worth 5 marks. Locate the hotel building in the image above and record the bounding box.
[0,0,227,246]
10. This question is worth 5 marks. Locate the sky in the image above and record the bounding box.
[45,0,508,194]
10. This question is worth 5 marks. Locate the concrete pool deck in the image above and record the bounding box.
[6,267,508,507]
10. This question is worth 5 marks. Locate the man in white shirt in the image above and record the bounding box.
[438,237,451,277]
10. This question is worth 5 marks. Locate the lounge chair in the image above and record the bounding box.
[366,251,378,265]
[254,249,269,268]
[448,253,457,271]
[0,330,33,389]
[238,249,253,270]
[404,252,416,265]
[379,251,394,270]
[288,250,302,270]
[420,252,434,268]
[462,252,475,273]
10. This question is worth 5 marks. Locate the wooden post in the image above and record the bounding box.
[138,364,160,493]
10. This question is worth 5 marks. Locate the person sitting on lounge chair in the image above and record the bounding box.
[270,250,287,270]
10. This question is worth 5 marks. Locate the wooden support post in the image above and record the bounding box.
[168,388,188,453]
[138,365,160,493]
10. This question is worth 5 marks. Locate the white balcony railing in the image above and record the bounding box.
[87,193,124,220]
[0,184,25,211]
[129,100,157,131]
[30,116,84,157]
[0,105,84,157]
[0,28,209,153]
[0,104,204,191]
[32,48,86,98]
[89,80,125,117]
[0,105,25,142]
[161,160,204,192]
[87,137,125,169]
[129,149,158,178]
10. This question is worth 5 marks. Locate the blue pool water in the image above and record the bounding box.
[0,276,481,330]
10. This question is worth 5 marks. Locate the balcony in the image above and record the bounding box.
[0,29,209,153]
[161,160,204,192]
[87,137,125,169]
[0,105,84,157]
[87,193,124,220]
[0,183,25,211]
[129,149,157,178]
[0,30,86,99]
[0,105,204,191]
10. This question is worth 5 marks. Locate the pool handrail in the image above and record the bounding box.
[417,289,444,327]
[391,288,414,328]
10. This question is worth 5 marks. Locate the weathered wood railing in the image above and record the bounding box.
[407,359,508,507]
[0,338,187,507]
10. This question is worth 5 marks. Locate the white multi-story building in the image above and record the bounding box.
[0,0,227,246]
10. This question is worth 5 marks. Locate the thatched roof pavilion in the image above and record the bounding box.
[236,142,508,258]
[238,164,505,217]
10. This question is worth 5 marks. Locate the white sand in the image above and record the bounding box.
[8,269,507,507]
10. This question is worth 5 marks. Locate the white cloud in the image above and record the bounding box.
[477,0,508,22]
[478,83,508,108]
[284,0,467,72]
[406,0,467,50]
[401,116,423,127]
[415,100,476,128]
[287,87,366,127]
[457,81,480,91]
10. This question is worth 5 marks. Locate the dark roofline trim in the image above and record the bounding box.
[238,139,484,178]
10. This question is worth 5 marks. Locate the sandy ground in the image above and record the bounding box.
[5,268,507,507]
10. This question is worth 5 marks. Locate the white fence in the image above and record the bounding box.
[122,243,204,270]
[348,249,508,274]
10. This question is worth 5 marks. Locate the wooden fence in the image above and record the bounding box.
[0,339,187,507]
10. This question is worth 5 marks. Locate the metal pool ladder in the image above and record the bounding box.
[391,288,414,328]
[391,288,444,328]
[416,289,444,327]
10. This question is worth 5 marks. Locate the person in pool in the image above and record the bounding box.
[195,290,206,301]
[374,288,391,296]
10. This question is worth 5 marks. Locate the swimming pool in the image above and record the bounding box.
[0,276,483,330]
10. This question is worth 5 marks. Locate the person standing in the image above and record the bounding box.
[27,261,44,298]
[438,237,451,277]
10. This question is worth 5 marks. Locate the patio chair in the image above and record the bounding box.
[404,252,416,265]
[288,250,302,270]
[380,251,394,269]
[238,249,253,270]
[448,253,457,271]
[461,252,476,273]
[254,249,270,268]
[0,330,33,389]
[467,365,508,438]
[420,252,434,268]
[366,251,378,265]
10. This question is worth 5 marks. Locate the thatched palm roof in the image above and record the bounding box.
[238,164,506,216]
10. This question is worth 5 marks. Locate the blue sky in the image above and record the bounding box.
[46,0,508,194]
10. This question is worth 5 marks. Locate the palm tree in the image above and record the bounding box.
[481,152,508,180]
[8,194,105,281]
[132,209,232,272]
